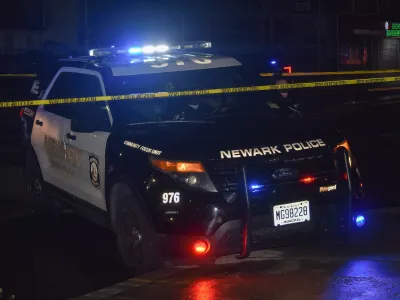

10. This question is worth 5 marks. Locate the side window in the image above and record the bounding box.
[44,72,110,128]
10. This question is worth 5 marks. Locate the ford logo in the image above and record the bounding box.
[272,168,298,180]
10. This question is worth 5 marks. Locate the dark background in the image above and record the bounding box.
[0,0,400,299]
[1,0,400,73]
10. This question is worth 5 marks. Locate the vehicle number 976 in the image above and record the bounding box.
[162,192,180,204]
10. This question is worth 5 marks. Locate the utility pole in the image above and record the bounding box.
[84,0,89,53]
[181,14,185,43]
[317,0,322,71]
[260,1,266,48]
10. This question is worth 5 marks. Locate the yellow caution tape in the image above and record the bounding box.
[0,74,37,77]
[1,76,399,108]
[261,69,400,77]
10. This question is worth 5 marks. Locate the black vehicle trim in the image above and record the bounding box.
[46,182,110,229]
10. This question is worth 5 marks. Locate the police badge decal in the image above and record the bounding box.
[89,154,100,189]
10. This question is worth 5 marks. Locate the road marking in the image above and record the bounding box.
[368,87,400,92]
[261,70,400,77]
[215,249,284,265]
[73,266,198,299]
[0,74,37,77]
[344,99,400,106]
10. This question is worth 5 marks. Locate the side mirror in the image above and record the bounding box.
[71,119,99,133]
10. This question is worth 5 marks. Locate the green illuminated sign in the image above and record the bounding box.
[385,22,400,37]
[386,30,400,37]
[393,23,400,30]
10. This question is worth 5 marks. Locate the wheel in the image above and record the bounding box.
[110,183,161,271]
[25,149,60,216]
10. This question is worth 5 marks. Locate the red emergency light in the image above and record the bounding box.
[299,176,316,184]
[283,66,292,73]
[192,239,211,255]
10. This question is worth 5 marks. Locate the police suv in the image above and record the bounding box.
[21,41,365,270]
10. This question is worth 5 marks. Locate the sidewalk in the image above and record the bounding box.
[0,166,30,223]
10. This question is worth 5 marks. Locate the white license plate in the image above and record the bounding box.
[273,201,310,226]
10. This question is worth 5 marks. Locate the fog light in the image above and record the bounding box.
[193,239,211,255]
[185,175,199,187]
[224,192,237,203]
[354,214,365,228]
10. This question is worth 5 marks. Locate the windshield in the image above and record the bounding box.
[106,67,289,126]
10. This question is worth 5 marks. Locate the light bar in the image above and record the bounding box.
[89,41,212,57]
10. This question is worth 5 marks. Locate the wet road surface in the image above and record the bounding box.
[75,209,400,300]
[2,205,400,300]
[1,90,400,299]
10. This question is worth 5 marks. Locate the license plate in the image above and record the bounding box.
[273,201,310,226]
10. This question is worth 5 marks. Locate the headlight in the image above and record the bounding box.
[150,158,217,192]
[334,138,352,167]
[151,160,204,173]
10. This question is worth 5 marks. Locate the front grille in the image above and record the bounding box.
[208,154,336,193]
[209,164,240,192]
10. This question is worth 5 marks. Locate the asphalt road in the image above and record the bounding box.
[1,90,400,299]
[75,208,400,300]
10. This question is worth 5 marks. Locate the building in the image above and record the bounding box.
[337,0,400,70]
[85,0,334,71]
[0,0,84,56]
[0,0,43,54]
[41,0,85,53]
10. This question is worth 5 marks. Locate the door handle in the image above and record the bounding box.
[66,133,76,140]
[35,120,43,126]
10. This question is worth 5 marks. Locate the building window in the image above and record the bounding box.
[294,0,311,12]
[27,35,34,48]
[274,18,293,45]
[45,8,52,27]
[340,45,366,65]
[4,34,14,53]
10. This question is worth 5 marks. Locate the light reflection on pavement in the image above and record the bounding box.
[76,209,400,300]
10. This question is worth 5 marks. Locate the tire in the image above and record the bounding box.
[25,149,60,216]
[110,183,161,272]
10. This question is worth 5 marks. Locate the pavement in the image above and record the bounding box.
[1,83,400,299]
[73,208,400,300]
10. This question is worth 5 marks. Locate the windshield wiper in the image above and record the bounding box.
[125,120,215,126]
[205,110,275,119]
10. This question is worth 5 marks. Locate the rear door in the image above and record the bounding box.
[31,72,70,189]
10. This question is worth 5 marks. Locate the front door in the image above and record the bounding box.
[56,68,112,211]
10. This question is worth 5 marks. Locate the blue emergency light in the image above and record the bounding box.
[270,60,277,65]
[89,41,212,57]
[128,47,142,54]
[249,183,265,193]
[353,214,365,228]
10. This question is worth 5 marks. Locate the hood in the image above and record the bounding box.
[119,116,341,160]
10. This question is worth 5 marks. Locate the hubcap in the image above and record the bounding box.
[122,211,143,250]
[31,177,42,202]
[34,178,42,195]
[131,227,142,247]
[120,208,145,266]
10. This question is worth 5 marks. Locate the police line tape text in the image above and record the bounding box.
[1,76,400,108]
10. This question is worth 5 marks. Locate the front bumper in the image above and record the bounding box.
[160,202,356,263]
[159,149,363,263]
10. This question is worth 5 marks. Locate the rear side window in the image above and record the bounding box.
[44,72,104,119]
